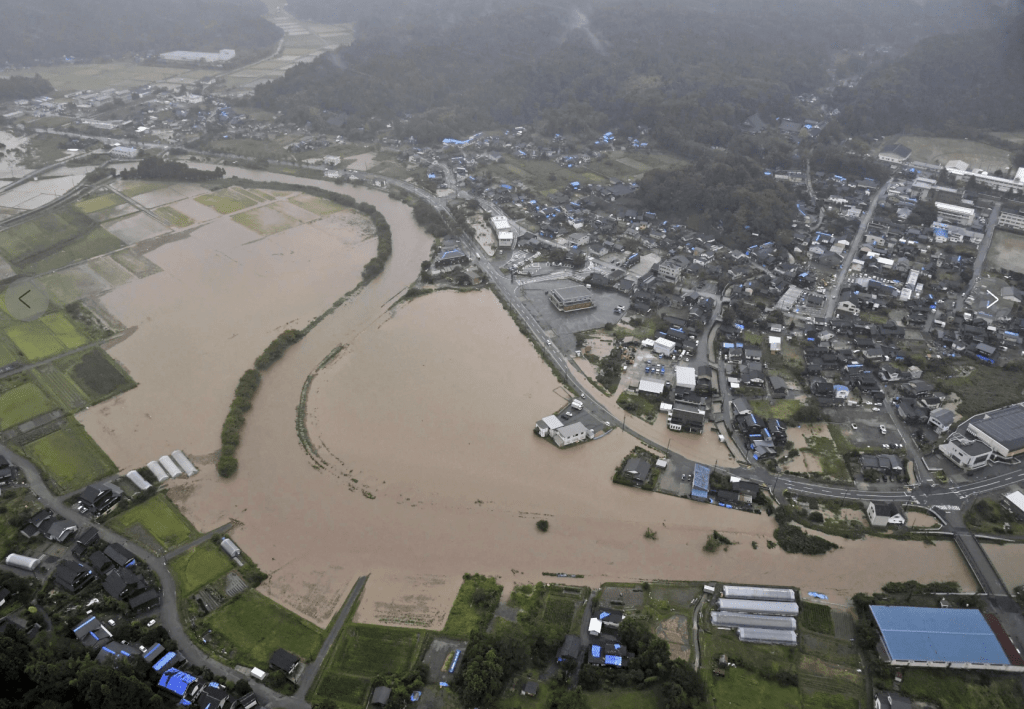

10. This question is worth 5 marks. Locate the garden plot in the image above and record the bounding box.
[103,212,169,244]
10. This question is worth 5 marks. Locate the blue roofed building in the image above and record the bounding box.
[691,464,711,500]
[869,606,1024,671]
[152,651,178,671]
[158,668,198,697]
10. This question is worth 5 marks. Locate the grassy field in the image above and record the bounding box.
[751,399,802,423]
[62,348,135,402]
[584,688,662,709]
[0,382,56,429]
[0,488,43,556]
[40,313,89,349]
[196,190,257,214]
[885,135,1011,174]
[107,494,199,552]
[204,590,327,669]
[900,668,1024,709]
[800,604,835,635]
[21,420,117,494]
[231,206,299,235]
[441,575,501,639]
[0,207,96,265]
[119,181,168,198]
[938,366,1024,420]
[312,624,426,708]
[804,436,850,480]
[75,193,126,214]
[169,542,235,596]
[20,227,124,276]
[714,667,801,709]
[290,195,343,216]
[154,206,195,228]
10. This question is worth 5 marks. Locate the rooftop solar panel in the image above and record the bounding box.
[870,606,1011,665]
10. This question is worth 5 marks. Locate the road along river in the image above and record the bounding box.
[80,167,979,628]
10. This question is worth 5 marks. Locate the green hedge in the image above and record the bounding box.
[773,523,838,555]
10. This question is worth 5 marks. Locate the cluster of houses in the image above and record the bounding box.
[729,399,788,459]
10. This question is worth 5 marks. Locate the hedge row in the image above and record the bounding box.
[214,180,395,477]
[773,523,838,555]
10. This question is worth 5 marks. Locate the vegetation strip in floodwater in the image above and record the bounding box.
[212,180,394,477]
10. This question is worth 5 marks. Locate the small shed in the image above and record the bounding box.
[523,680,539,697]
[370,686,392,706]
[220,537,242,559]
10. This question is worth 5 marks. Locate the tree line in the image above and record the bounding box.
[0,75,53,101]
[121,157,225,183]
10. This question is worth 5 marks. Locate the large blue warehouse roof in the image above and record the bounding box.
[870,606,1010,665]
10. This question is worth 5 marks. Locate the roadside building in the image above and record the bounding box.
[491,215,514,247]
[929,408,956,434]
[652,337,675,356]
[622,458,651,486]
[109,146,138,160]
[269,649,301,676]
[43,518,78,543]
[869,605,1024,671]
[535,415,564,438]
[997,209,1024,234]
[675,366,696,391]
[965,403,1024,458]
[548,286,595,312]
[54,560,95,593]
[878,144,912,164]
[939,435,993,470]
[865,501,906,527]
[935,202,976,226]
[552,422,592,447]
[79,485,120,515]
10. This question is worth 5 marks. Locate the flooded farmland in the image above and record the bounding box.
[79,168,981,629]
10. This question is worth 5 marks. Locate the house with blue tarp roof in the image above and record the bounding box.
[158,668,198,697]
[692,463,712,500]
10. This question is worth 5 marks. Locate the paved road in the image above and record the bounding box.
[163,521,234,561]
[297,575,368,701]
[0,442,295,707]
[823,179,892,318]
[956,202,1001,313]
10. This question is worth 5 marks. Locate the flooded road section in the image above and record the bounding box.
[81,168,979,629]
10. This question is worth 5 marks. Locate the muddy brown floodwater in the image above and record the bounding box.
[81,168,980,629]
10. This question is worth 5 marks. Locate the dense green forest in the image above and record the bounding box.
[839,13,1024,135]
[0,627,176,709]
[637,152,797,236]
[263,0,1012,144]
[0,0,281,65]
[0,75,53,101]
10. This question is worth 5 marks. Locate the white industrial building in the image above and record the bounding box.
[148,460,169,482]
[553,422,592,447]
[737,628,798,646]
[171,450,198,477]
[637,378,665,395]
[109,146,139,160]
[535,415,564,438]
[5,553,41,571]
[220,537,242,559]
[652,337,675,356]
[935,202,976,226]
[998,209,1024,233]
[711,612,797,631]
[716,598,800,616]
[878,143,912,163]
[675,366,696,391]
[159,455,184,479]
[966,404,1024,458]
[722,585,796,602]
[159,49,236,64]
[126,470,152,491]
[491,215,514,247]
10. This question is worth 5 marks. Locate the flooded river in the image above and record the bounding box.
[80,167,980,628]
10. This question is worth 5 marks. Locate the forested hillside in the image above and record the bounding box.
[0,0,281,66]
[0,75,53,101]
[258,0,1012,145]
[839,13,1024,135]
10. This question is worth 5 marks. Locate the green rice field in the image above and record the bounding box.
[0,382,56,429]
[119,181,167,198]
[6,321,66,361]
[21,421,117,494]
[170,542,235,596]
[76,193,126,214]
[0,207,96,265]
[154,206,195,228]
[107,494,199,552]
[40,312,89,349]
[204,590,327,669]
[20,227,124,276]
[196,190,257,214]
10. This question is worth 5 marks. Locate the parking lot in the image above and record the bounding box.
[518,278,630,352]
[827,403,903,451]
